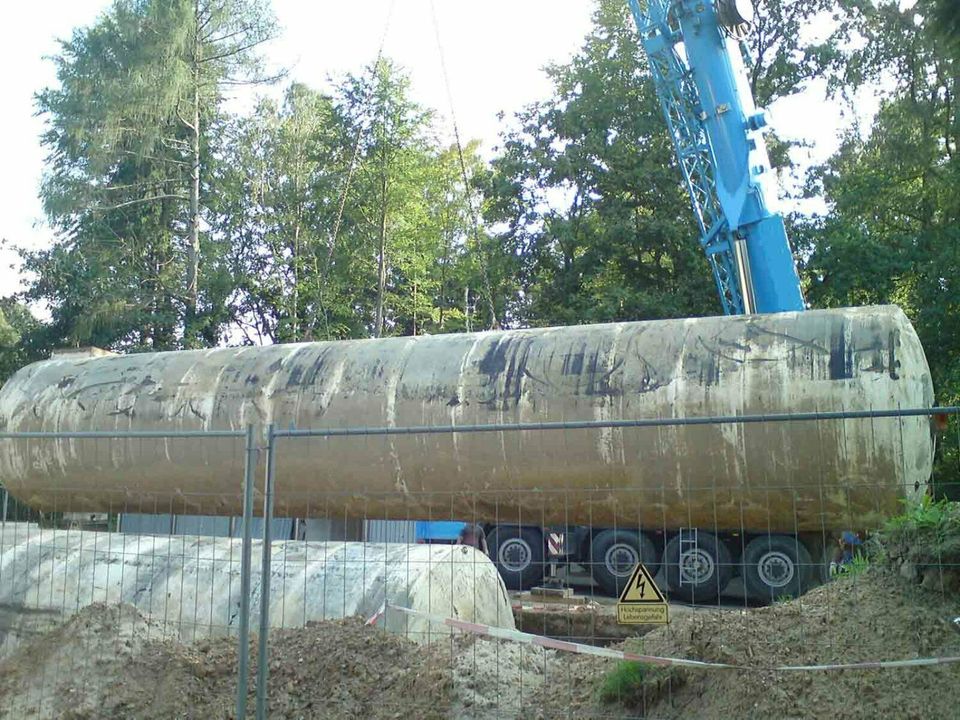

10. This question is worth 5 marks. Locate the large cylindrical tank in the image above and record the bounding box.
[0,306,935,531]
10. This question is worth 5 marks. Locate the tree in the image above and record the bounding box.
[930,0,960,48]
[148,0,279,341]
[0,309,18,350]
[31,0,277,351]
[750,0,853,107]
[800,0,960,496]
[486,0,711,326]
[0,301,45,386]
[213,83,345,344]
[213,70,484,344]
[320,61,484,339]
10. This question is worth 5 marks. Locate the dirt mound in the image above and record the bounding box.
[0,610,455,720]
[0,606,542,720]
[527,569,960,719]
[452,635,563,719]
[2,570,958,719]
[0,603,169,720]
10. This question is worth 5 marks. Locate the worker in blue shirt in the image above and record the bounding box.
[829,531,864,576]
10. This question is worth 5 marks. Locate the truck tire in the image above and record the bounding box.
[487,526,544,591]
[742,535,813,602]
[590,529,658,597]
[662,531,732,603]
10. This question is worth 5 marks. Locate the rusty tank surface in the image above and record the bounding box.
[0,306,934,531]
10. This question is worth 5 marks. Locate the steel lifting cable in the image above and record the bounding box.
[316,0,397,339]
[428,0,501,330]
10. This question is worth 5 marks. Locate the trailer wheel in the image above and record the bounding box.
[742,535,813,602]
[590,529,658,597]
[487,526,544,591]
[663,531,732,603]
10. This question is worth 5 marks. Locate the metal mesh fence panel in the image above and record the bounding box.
[0,407,957,718]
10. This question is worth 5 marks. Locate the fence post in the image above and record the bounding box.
[236,424,258,719]
[255,423,277,720]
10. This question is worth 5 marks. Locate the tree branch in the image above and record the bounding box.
[94,194,188,211]
[199,37,274,65]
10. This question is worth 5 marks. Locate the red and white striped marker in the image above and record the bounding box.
[547,533,564,556]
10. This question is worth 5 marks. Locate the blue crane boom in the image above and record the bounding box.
[626,0,805,315]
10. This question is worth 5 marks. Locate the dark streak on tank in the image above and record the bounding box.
[478,336,534,410]
[520,368,554,391]
[635,354,666,394]
[829,330,854,380]
[850,338,886,374]
[582,349,602,395]
[561,347,586,376]
[478,337,511,378]
[747,325,828,354]
[286,363,305,388]
[691,339,722,386]
[703,350,720,386]
[594,358,625,396]
[888,331,900,380]
[301,349,334,389]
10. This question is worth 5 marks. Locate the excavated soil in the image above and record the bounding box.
[527,568,960,719]
[0,569,957,719]
[0,607,452,720]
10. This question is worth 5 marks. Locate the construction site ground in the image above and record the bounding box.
[0,567,957,719]
[512,566,762,645]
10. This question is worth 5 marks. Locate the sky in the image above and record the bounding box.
[0,0,849,300]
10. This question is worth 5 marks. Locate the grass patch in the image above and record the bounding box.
[881,497,960,568]
[844,552,871,577]
[887,496,960,535]
[598,659,685,709]
[599,661,648,705]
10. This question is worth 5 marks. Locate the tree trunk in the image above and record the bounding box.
[292,218,301,341]
[185,0,202,346]
[374,170,388,338]
[291,126,304,342]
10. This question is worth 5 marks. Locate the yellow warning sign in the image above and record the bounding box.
[617,563,668,625]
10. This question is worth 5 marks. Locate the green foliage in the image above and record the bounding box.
[883,497,960,568]
[749,0,855,107]
[0,301,46,386]
[29,0,277,352]
[887,496,960,536]
[333,60,468,339]
[929,0,960,52]
[484,0,718,326]
[598,661,649,705]
[598,658,684,710]
[213,66,482,344]
[0,309,18,349]
[846,552,871,577]
[212,83,343,343]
